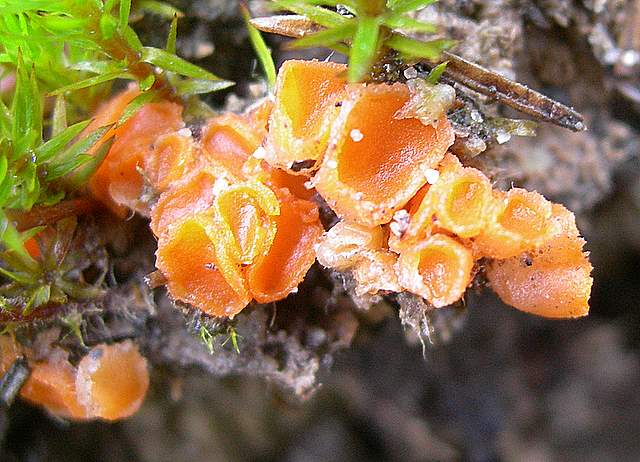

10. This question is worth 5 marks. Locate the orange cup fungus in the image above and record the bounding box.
[0,336,149,421]
[265,59,348,173]
[486,204,593,318]
[397,234,475,308]
[84,60,592,322]
[313,83,455,227]
[87,87,184,217]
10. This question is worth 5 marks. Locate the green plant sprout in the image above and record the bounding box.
[270,0,454,82]
[0,0,233,316]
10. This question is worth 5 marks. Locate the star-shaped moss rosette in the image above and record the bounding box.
[270,0,455,82]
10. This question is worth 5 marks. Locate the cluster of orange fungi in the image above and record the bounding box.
[0,58,593,421]
[0,336,148,421]
[88,59,592,320]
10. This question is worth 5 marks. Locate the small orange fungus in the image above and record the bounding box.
[409,154,493,240]
[314,83,454,226]
[474,188,555,259]
[0,337,149,421]
[144,130,197,192]
[212,181,280,266]
[265,59,347,172]
[246,189,323,303]
[89,90,184,216]
[316,222,400,296]
[486,204,592,318]
[76,340,149,421]
[201,114,262,177]
[155,216,251,318]
[397,234,474,308]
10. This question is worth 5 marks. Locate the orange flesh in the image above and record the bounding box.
[246,190,323,303]
[213,183,279,265]
[150,170,218,237]
[156,217,250,317]
[202,115,260,177]
[279,61,346,138]
[498,190,552,241]
[436,171,493,238]
[474,189,554,259]
[266,60,347,169]
[22,359,87,419]
[76,341,149,421]
[90,100,184,216]
[144,132,196,192]
[315,83,454,226]
[397,234,474,307]
[487,204,592,318]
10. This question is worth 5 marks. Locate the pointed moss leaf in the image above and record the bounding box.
[174,78,235,96]
[0,156,6,186]
[348,16,382,82]
[426,60,448,84]
[119,0,132,30]
[140,46,226,80]
[271,1,348,28]
[34,120,92,163]
[166,14,178,54]
[71,60,126,74]
[48,71,132,95]
[11,53,43,156]
[0,99,10,136]
[383,14,436,33]
[52,95,67,137]
[387,0,436,14]
[43,125,112,180]
[386,34,454,59]
[139,73,155,91]
[0,265,35,285]
[64,139,112,191]
[289,22,356,49]
[117,91,159,126]
[138,0,184,19]
[99,14,118,40]
[122,25,144,51]
[0,211,38,271]
[242,5,277,89]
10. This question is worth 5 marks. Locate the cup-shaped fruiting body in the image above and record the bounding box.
[0,336,84,419]
[316,221,400,296]
[211,181,280,266]
[407,154,494,240]
[156,215,251,317]
[242,156,316,201]
[246,188,323,303]
[0,337,149,421]
[314,83,454,227]
[397,234,474,308]
[201,114,263,177]
[486,204,593,318]
[473,188,555,259]
[246,98,274,140]
[76,341,149,421]
[150,167,229,237]
[265,60,347,173]
[90,96,184,217]
[144,130,197,193]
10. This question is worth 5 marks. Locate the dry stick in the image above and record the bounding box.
[251,15,587,132]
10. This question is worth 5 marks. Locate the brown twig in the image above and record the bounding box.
[250,15,587,132]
